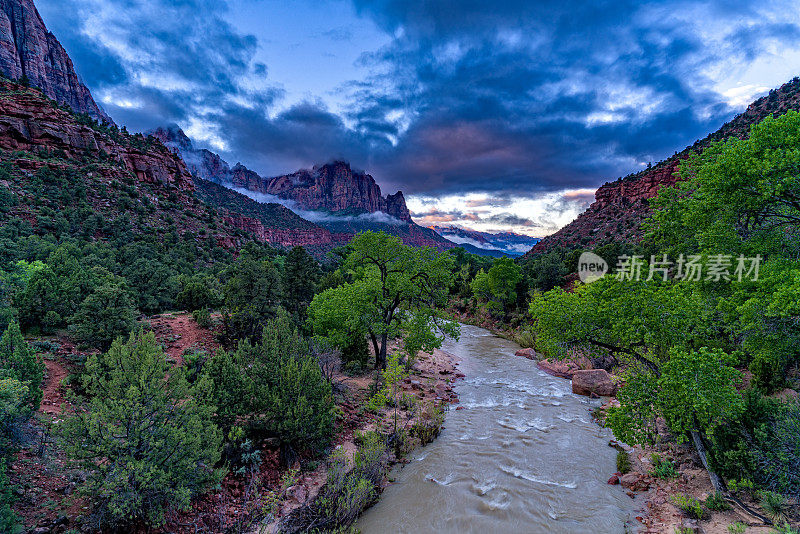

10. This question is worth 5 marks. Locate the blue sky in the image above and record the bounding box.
[37,0,800,236]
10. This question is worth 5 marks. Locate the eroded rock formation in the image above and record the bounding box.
[0,0,112,123]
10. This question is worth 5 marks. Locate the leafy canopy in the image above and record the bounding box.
[308,231,459,368]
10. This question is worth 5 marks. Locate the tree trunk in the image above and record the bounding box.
[690,430,724,494]
[377,333,388,370]
[279,441,297,469]
[690,430,772,525]
[369,333,380,368]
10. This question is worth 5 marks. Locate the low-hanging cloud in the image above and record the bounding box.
[229,186,405,226]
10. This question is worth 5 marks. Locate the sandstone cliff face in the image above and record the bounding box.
[222,213,341,247]
[0,79,191,190]
[526,76,800,257]
[0,0,112,123]
[264,161,413,222]
[153,125,415,223]
[0,78,343,253]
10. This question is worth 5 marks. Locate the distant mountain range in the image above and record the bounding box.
[524,76,800,258]
[431,226,540,257]
[152,125,455,251]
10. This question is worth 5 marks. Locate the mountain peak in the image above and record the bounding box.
[151,125,193,152]
[267,161,413,222]
[0,0,113,123]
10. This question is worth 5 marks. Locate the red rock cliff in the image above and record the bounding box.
[0,79,191,190]
[264,161,413,222]
[0,0,112,123]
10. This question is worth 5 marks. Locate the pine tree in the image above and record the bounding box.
[70,283,137,350]
[60,331,223,528]
[0,321,43,409]
[282,246,320,320]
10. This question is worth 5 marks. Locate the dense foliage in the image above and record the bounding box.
[0,322,43,529]
[60,331,224,528]
[203,313,335,466]
[526,111,800,507]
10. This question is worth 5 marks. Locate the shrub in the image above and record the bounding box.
[0,458,15,533]
[616,451,631,474]
[60,331,224,528]
[340,333,369,368]
[270,345,335,466]
[192,307,211,328]
[704,491,730,511]
[759,490,789,527]
[753,401,800,501]
[411,401,445,445]
[514,328,537,349]
[70,283,137,350]
[309,431,387,529]
[176,274,220,312]
[651,453,678,479]
[727,522,746,534]
[670,493,706,519]
[0,321,43,410]
[204,314,335,466]
[222,255,282,341]
[0,378,29,457]
[391,428,419,458]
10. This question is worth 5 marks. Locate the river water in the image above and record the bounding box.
[356,325,636,534]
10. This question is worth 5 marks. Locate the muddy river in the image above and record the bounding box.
[357,324,636,533]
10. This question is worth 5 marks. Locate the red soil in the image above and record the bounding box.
[148,312,221,365]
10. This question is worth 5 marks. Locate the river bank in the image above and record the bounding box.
[264,343,463,532]
[428,313,788,533]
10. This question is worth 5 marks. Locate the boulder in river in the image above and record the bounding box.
[571,369,618,397]
[538,359,581,379]
[515,348,537,359]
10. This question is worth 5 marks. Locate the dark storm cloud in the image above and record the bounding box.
[38,0,800,196]
[342,0,800,195]
[40,0,281,133]
[485,213,539,228]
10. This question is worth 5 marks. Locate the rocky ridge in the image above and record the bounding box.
[0,79,191,190]
[0,0,112,123]
[0,77,340,252]
[263,160,413,222]
[526,76,800,256]
[153,125,456,250]
[152,125,412,222]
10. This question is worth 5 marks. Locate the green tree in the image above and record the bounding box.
[646,110,800,258]
[472,257,523,314]
[176,273,221,312]
[223,254,283,341]
[0,378,29,457]
[530,279,741,492]
[60,331,223,529]
[524,250,567,292]
[205,314,334,466]
[306,275,371,366]
[0,321,43,410]
[308,232,459,369]
[70,283,137,350]
[282,246,321,320]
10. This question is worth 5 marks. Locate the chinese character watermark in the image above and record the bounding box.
[578,253,762,284]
